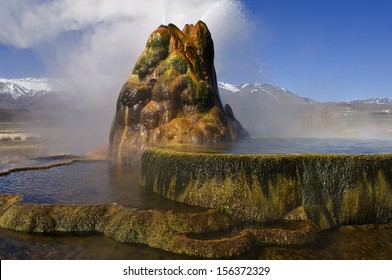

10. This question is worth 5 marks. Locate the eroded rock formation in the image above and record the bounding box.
[141,148,392,228]
[109,21,247,164]
[0,194,317,258]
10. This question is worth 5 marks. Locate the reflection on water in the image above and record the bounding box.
[229,137,392,154]
[0,160,201,212]
[1,137,392,259]
[249,224,392,260]
[168,138,392,155]
[0,228,187,260]
[1,225,391,260]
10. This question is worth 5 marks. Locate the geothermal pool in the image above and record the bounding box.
[2,138,392,206]
[171,137,392,154]
[230,137,392,154]
[0,160,201,212]
[1,137,392,259]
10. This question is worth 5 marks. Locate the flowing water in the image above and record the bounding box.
[1,137,392,259]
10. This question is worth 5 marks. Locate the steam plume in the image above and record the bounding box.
[0,0,255,152]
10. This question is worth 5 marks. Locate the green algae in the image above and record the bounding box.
[132,27,171,79]
[109,21,247,165]
[141,148,392,226]
[0,193,320,258]
[159,51,189,75]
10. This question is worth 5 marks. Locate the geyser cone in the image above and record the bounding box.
[109,21,247,165]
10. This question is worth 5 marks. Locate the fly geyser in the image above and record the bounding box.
[109,21,247,164]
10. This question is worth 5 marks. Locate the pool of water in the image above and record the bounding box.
[229,137,392,154]
[1,137,392,259]
[3,138,392,207]
[0,160,201,212]
[169,137,392,154]
[1,224,391,260]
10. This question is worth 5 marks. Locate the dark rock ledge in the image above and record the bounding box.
[0,156,93,177]
[0,193,317,258]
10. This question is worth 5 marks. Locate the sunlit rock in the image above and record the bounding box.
[0,194,317,258]
[109,21,247,165]
[141,149,392,226]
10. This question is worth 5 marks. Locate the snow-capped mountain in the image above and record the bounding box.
[218,82,315,105]
[0,78,58,99]
[2,78,392,139]
[218,82,392,106]
[0,78,70,116]
[2,78,391,107]
[346,97,392,105]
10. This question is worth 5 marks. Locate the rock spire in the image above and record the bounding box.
[109,21,247,164]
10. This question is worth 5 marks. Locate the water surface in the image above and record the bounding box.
[1,137,392,259]
[0,160,201,212]
[169,138,392,155]
[229,137,392,154]
[1,225,391,260]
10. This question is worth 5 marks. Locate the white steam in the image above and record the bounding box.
[0,0,255,153]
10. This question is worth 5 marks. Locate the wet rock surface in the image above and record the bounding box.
[0,154,91,176]
[2,149,391,258]
[109,21,247,165]
[0,194,319,258]
[252,224,392,260]
[1,223,391,259]
[141,148,392,227]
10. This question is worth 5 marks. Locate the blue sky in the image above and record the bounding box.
[244,0,392,101]
[0,0,391,102]
[0,45,46,78]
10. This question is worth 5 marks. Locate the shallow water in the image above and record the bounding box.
[3,138,392,207]
[1,225,391,260]
[229,137,392,154]
[0,160,201,212]
[169,137,392,154]
[0,228,186,260]
[1,137,392,259]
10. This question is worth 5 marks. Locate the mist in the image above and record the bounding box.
[0,0,256,153]
[220,86,392,141]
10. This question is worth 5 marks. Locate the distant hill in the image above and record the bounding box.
[0,78,71,117]
[218,82,392,138]
[218,82,315,105]
[2,78,392,139]
[0,78,58,98]
[0,108,48,122]
[346,97,392,105]
[2,78,390,109]
[218,82,316,137]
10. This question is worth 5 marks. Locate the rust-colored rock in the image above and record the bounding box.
[109,21,247,164]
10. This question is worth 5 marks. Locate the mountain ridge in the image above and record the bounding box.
[2,78,392,139]
[218,82,316,105]
[0,77,61,99]
[345,97,392,105]
[1,78,392,107]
